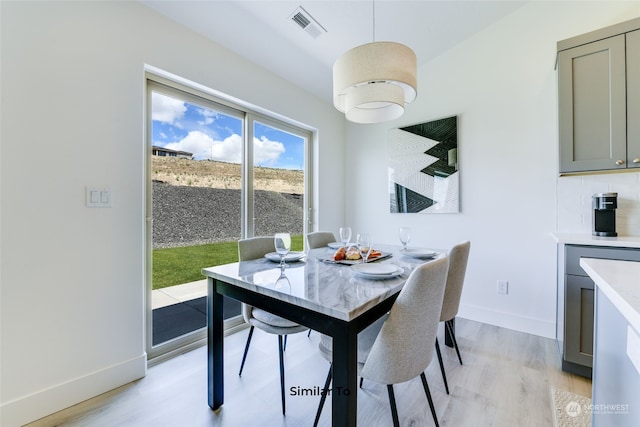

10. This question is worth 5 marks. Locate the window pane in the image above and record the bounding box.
[151,90,243,346]
[252,121,305,251]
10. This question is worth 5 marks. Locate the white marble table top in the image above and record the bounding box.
[202,244,444,321]
[580,258,640,332]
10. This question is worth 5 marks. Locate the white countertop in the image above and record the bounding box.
[551,233,640,249]
[580,258,640,332]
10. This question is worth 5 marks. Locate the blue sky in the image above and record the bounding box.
[151,92,304,170]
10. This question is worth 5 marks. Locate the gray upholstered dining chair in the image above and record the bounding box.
[313,256,450,427]
[237,236,308,415]
[305,231,336,249]
[434,240,471,395]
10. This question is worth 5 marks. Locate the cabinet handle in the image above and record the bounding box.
[633,158,640,164]
[616,159,624,165]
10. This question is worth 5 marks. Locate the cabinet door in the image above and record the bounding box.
[559,35,627,173]
[565,274,594,367]
[628,30,640,169]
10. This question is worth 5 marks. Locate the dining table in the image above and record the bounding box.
[202,244,443,426]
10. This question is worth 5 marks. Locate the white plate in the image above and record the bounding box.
[352,263,403,280]
[352,263,398,275]
[400,248,438,259]
[265,252,305,262]
[327,241,354,249]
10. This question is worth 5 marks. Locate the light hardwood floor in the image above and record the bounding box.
[27,319,591,426]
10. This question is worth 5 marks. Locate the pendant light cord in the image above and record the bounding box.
[372,0,376,42]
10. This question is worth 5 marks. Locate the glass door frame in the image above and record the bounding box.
[245,113,313,239]
[144,71,314,362]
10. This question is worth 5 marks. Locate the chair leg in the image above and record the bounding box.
[434,338,449,395]
[278,335,286,415]
[445,320,463,365]
[283,334,288,352]
[420,372,439,427]
[238,325,254,376]
[313,365,332,427]
[307,328,312,338]
[386,384,400,427]
[359,377,364,388]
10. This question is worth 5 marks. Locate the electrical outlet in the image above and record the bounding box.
[497,280,509,295]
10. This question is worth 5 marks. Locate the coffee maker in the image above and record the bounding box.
[592,192,618,237]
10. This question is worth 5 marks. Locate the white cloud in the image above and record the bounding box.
[211,134,243,163]
[254,136,285,166]
[152,92,186,125]
[164,132,285,166]
[197,108,216,126]
[165,131,241,162]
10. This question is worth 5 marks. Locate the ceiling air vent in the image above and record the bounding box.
[289,6,327,39]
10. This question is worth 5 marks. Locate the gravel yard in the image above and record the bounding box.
[152,181,304,249]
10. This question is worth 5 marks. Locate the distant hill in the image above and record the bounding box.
[152,156,304,194]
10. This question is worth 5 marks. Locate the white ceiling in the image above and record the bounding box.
[141,1,527,103]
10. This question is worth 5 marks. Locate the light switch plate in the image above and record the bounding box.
[497,280,509,295]
[86,187,112,208]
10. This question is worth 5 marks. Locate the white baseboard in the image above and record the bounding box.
[458,303,556,339]
[0,353,147,427]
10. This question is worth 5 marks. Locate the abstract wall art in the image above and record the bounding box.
[388,116,459,213]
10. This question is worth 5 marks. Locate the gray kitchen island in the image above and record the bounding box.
[580,257,640,426]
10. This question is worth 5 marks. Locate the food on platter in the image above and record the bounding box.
[333,246,382,261]
[345,247,361,260]
[333,246,346,261]
[368,249,382,259]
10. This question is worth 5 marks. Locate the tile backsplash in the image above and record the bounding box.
[557,171,640,236]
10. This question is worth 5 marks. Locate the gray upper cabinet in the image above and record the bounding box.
[558,19,640,174]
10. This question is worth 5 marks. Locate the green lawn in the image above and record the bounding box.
[152,235,304,290]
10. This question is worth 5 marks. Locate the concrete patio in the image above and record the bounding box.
[152,279,207,310]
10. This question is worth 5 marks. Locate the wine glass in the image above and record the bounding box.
[339,227,352,248]
[399,227,411,251]
[274,233,291,269]
[357,233,372,264]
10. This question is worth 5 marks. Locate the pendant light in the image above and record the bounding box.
[333,0,417,124]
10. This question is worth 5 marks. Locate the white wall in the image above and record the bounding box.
[0,1,344,425]
[345,2,640,338]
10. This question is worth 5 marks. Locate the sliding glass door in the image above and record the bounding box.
[146,77,311,359]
